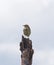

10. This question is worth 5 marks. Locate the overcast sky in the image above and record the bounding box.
[0,0,54,65]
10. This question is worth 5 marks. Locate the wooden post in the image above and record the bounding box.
[20,35,34,65]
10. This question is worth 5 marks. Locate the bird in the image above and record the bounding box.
[23,24,31,37]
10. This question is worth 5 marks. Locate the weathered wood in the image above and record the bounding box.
[20,35,34,65]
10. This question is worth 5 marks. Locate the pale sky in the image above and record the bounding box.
[0,0,54,65]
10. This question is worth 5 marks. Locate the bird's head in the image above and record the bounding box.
[22,24,31,37]
[23,24,29,28]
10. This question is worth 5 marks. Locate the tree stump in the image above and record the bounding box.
[20,35,34,65]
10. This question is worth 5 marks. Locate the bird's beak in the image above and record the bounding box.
[22,25,25,28]
[23,25,25,27]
